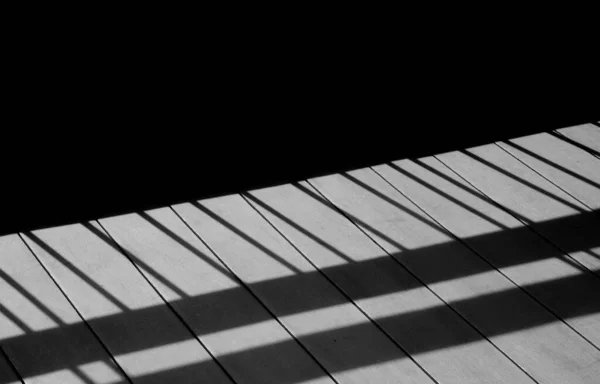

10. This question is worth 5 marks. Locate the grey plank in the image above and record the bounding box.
[498,132,600,209]
[308,169,600,384]
[0,352,20,384]
[174,195,435,384]
[245,182,535,384]
[436,145,600,277]
[556,123,600,156]
[0,234,127,384]
[98,208,333,384]
[20,224,232,384]
[375,157,600,348]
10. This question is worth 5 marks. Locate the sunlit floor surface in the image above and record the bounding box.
[1,123,599,384]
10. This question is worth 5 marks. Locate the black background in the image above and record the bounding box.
[3,39,599,236]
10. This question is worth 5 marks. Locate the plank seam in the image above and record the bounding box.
[240,192,440,384]
[170,205,339,384]
[93,220,239,384]
[494,142,594,211]
[550,130,600,160]
[305,177,541,384]
[428,157,600,351]
[16,233,134,384]
[433,154,600,284]
[0,346,24,384]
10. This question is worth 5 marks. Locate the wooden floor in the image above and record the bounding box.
[1,123,599,384]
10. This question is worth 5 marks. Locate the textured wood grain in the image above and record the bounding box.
[20,224,232,384]
[174,195,434,384]
[99,208,333,384]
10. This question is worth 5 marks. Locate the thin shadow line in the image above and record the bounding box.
[136,212,233,278]
[22,232,129,312]
[175,203,337,384]
[339,173,448,234]
[403,160,532,224]
[584,249,600,261]
[239,193,441,384]
[292,181,411,252]
[502,140,600,190]
[461,150,586,213]
[407,159,594,275]
[496,142,595,211]
[72,367,96,384]
[0,303,31,332]
[191,202,303,273]
[550,130,600,158]
[17,233,133,384]
[385,161,509,230]
[2,246,599,379]
[82,221,190,299]
[371,163,600,352]
[91,220,239,384]
[433,156,600,281]
[0,269,65,325]
[304,179,542,384]
[242,192,354,263]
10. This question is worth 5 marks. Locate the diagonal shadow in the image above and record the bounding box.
[2,267,598,384]
[377,163,510,229]
[550,130,600,158]
[404,159,533,224]
[191,201,303,273]
[22,232,129,312]
[1,207,599,383]
[460,149,586,212]
[387,160,593,275]
[502,139,600,190]
[82,221,190,299]
[292,182,412,252]
[243,192,354,263]
[0,269,64,325]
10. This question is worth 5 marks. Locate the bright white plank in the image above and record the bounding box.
[498,132,600,209]
[437,145,600,277]
[20,224,231,384]
[246,182,535,384]
[99,208,333,384]
[0,234,127,384]
[556,123,600,155]
[375,157,600,348]
[309,169,600,384]
[174,195,434,384]
[0,353,20,384]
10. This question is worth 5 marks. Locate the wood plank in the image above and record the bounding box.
[98,208,333,384]
[174,196,435,384]
[0,352,20,384]
[245,182,535,384]
[556,123,600,157]
[498,132,600,209]
[436,144,600,277]
[374,157,600,348]
[0,234,127,384]
[308,169,600,384]
[20,223,232,384]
